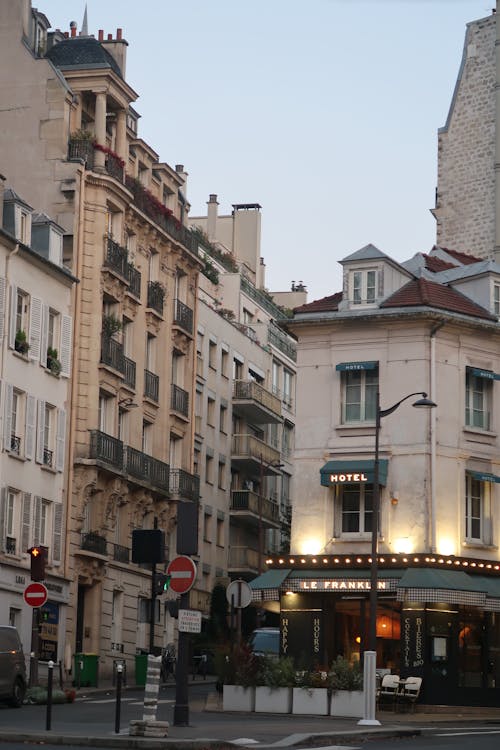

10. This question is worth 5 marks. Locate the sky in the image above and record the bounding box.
[39,0,493,302]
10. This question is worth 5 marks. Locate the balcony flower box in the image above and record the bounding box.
[223,685,255,712]
[255,686,292,713]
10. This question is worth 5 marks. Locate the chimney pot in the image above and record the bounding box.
[116,28,123,40]
[209,194,218,203]
[107,33,112,40]
[175,164,184,173]
[98,29,104,41]
[70,21,77,37]
[64,31,69,38]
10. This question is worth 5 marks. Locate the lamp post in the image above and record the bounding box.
[368,391,437,652]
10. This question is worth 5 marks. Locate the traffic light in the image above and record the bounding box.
[28,545,47,581]
[154,573,170,596]
[166,600,179,618]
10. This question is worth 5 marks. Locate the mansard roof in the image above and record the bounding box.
[45,37,122,78]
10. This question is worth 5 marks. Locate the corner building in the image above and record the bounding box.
[252,243,500,706]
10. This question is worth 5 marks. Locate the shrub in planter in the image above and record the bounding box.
[15,330,29,354]
[328,656,363,691]
[47,347,62,375]
[255,656,295,713]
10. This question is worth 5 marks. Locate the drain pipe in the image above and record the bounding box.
[429,319,445,553]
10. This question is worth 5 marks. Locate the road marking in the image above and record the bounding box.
[231,741,260,746]
[437,730,500,737]
[80,697,136,704]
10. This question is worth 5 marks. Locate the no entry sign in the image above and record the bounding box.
[167,555,197,594]
[24,582,48,608]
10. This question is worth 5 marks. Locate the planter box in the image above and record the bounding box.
[330,689,364,718]
[255,686,292,713]
[292,686,330,715]
[223,685,255,712]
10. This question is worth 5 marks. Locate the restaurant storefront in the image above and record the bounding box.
[250,555,500,706]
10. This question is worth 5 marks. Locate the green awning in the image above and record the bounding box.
[320,459,388,487]
[336,361,378,372]
[249,569,291,591]
[397,568,488,593]
[468,470,500,484]
[466,365,499,381]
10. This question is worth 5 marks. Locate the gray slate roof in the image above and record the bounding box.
[45,37,122,78]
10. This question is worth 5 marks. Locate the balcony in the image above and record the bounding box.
[127,265,141,299]
[169,468,200,502]
[43,448,54,468]
[113,543,130,564]
[89,430,124,472]
[125,446,170,495]
[173,298,194,336]
[68,137,94,168]
[123,356,136,390]
[228,546,259,575]
[231,434,281,473]
[144,369,159,402]
[81,531,107,556]
[104,237,128,278]
[147,281,164,316]
[104,151,124,182]
[10,434,21,455]
[230,490,280,528]
[100,337,125,374]
[6,536,16,555]
[268,322,297,362]
[233,380,282,424]
[171,384,189,417]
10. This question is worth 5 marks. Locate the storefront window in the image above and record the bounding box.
[458,609,483,687]
[487,612,500,688]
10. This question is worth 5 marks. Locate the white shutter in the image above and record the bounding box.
[8,284,17,349]
[28,296,42,362]
[3,383,13,452]
[55,409,66,472]
[0,487,6,553]
[52,503,63,564]
[36,399,45,464]
[24,395,36,460]
[33,496,42,546]
[0,277,6,346]
[21,492,31,553]
[40,304,49,367]
[59,314,72,377]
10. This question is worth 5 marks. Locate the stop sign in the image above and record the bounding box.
[167,555,197,594]
[24,582,48,608]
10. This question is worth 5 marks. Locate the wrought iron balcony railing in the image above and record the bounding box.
[144,369,159,402]
[81,531,107,556]
[68,138,94,167]
[125,446,170,494]
[43,448,53,468]
[6,536,16,554]
[10,434,21,455]
[147,281,164,315]
[171,384,189,417]
[100,336,125,374]
[104,237,128,277]
[127,265,141,298]
[123,356,136,390]
[113,543,130,564]
[169,468,200,501]
[104,152,124,182]
[89,430,124,471]
[173,298,193,335]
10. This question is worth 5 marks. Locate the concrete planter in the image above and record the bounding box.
[330,689,364,718]
[255,686,292,713]
[292,687,330,715]
[223,685,255,712]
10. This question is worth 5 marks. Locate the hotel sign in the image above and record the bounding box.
[329,472,368,484]
[299,579,388,591]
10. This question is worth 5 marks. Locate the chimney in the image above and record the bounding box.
[101,29,129,77]
[98,29,104,41]
[70,21,77,38]
[117,28,123,40]
[207,194,218,242]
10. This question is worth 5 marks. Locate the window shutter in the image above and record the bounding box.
[21,492,31,553]
[0,487,6,553]
[36,399,46,464]
[40,304,49,367]
[3,383,13,452]
[55,409,66,472]
[378,269,384,298]
[0,277,6,346]
[52,503,63,564]
[59,314,72,377]
[8,284,17,349]
[25,395,36,460]
[28,296,43,362]
[33,496,42,546]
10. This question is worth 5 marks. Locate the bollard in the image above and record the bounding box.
[46,660,54,731]
[115,663,123,734]
[357,651,381,726]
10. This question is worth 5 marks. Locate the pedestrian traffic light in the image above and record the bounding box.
[154,573,170,596]
[28,545,47,581]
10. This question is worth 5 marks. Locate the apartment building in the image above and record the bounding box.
[0,1,200,679]
[0,177,76,662]
[189,197,303,621]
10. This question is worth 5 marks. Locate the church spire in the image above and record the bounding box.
[81,4,88,36]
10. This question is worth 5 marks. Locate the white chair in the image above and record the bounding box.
[396,676,422,712]
[377,673,400,710]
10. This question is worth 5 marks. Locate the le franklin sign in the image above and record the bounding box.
[299,579,389,591]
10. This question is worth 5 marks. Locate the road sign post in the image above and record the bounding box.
[170,556,197,727]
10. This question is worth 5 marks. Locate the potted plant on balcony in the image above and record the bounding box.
[292,668,331,715]
[15,329,29,355]
[255,656,295,713]
[46,346,62,375]
[329,656,364,718]
[102,314,122,339]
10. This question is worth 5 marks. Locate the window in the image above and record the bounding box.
[205,454,214,484]
[283,370,293,407]
[466,370,491,430]
[272,361,281,397]
[218,461,226,490]
[351,269,376,305]
[465,474,492,544]
[495,284,500,316]
[14,289,29,351]
[341,484,374,534]
[203,511,212,542]
[221,348,229,378]
[10,390,22,454]
[216,516,224,547]
[3,488,20,554]
[341,369,377,423]
[98,392,112,433]
[42,403,55,468]
[142,421,152,453]
[207,396,215,426]
[243,308,253,324]
[209,340,217,370]
[219,404,227,434]
[233,357,243,380]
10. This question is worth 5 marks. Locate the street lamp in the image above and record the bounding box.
[368,391,437,653]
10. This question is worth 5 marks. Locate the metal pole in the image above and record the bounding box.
[29,608,39,687]
[149,517,158,655]
[46,660,54,731]
[258,454,264,574]
[173,591,190,726]
[368,390,381,654]
[115,663,122,734]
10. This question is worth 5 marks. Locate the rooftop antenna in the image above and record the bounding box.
[81,3,88,35]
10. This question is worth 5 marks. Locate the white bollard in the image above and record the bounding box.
[357,650,381,726]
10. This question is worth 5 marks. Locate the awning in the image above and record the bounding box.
[249,569,291,602]
[468,470,500,484]
[320,459,388,487]
[336,361,378,372]
[396,568,488,607]
[466,365,499,381]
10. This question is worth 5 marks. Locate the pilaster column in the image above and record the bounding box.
[94,91,107,171]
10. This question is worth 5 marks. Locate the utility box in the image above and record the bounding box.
[74,653,99,687]
[135,653,148,686]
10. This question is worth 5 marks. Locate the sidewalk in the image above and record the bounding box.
[0,680,499,749]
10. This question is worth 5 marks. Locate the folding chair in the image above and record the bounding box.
[396,676,422,712]
[377,673,400,710]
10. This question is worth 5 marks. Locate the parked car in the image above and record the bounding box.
[0,626,27,707]
[249,627,280,658]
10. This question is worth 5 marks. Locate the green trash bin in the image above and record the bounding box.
[135,653,148,686]
[74,653,99,687]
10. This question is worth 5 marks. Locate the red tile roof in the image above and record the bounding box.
[422,254,456,273]
[381,278,495,320]
[436,246,483,265]
[294,291,343,314]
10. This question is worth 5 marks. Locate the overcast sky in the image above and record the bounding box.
[40,0,491,302]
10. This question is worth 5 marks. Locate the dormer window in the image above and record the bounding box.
[352,269,376,305]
